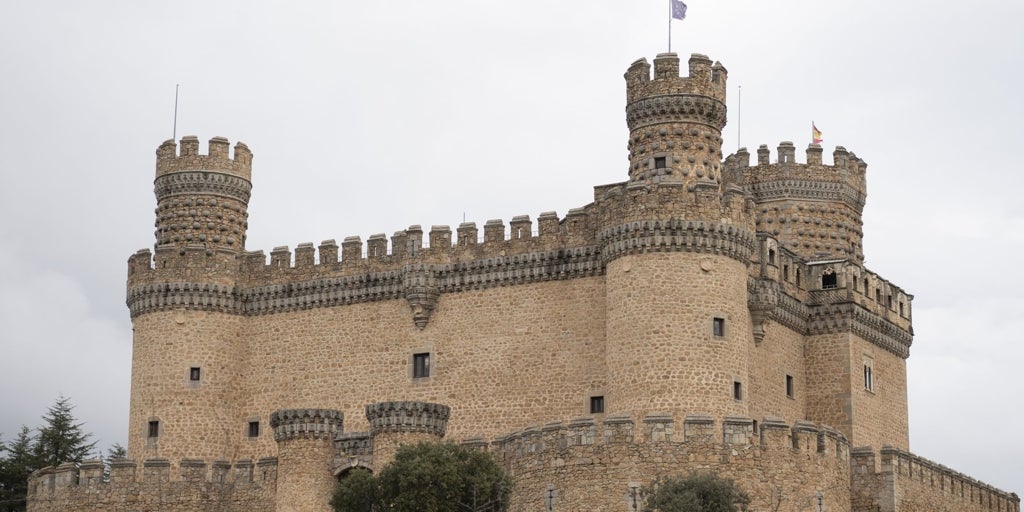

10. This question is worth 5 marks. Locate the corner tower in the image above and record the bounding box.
[601,54,757,424]
[125,136,252,462]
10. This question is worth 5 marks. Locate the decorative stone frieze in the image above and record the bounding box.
[365,401,450,437]
[269,409,344,442]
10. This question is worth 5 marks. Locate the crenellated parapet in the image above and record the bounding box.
[851,447,1020,512]
[489,413,848,459]
[270,409,344,441]
[156,135,252,180]
[27,457,277,512]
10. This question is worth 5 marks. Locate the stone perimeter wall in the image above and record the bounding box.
[852,447,1020,512]
[27,457,277,512]
[489,414,851,512]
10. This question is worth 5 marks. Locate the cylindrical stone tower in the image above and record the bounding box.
[125,136,252,461]
[601,54,757,425]
[366,401,451,470]
[271,409,345,512]
[154,135,252,257]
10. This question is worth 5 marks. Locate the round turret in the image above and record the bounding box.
[271,409,345,512]
[624,53,728,186]
[153,136,252,253]
[366,401,451,469]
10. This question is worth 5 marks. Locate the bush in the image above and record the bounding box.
[331,442,510,512]
[641,472,751,512]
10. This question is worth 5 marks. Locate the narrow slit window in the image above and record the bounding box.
[590,396,605,414]
[248,421,260,438]
[768,249,776,265]
[786,375,794,398]
[733,381,743,401]
[148,420,159,438]
[783,265,790,281]
[864,362,874,392]
[796,269,801,286]
[413,353,431,378]
[713,317,725,337]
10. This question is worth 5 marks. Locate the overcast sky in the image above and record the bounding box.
[1,0,1021,494]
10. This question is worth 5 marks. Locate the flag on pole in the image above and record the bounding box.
[671,0,688,20]
[812,122,823,144]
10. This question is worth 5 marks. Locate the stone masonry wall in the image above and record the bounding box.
[851,448,1020,512]
[27,457,277,512]
[493,414,851,512]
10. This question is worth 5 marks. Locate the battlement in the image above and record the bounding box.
[27,457,277,512]
[270,408,344,442]
[625,53,727,104]
[487,413,848,460]
[156,136,253,180]
[852,447,1020,512]
[239,210,592,272]
[725,143,867,191]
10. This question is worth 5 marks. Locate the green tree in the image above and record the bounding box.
[33,396,96,468]
[331,442,511,512]
[102,443,127,482]
[641,472,751,512]
[0,426,41,512]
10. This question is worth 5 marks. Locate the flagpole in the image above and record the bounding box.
[173,84,180,140]
[667,0,672,53]
[737,85,742,150]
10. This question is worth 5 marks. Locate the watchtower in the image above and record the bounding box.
[125,136,253,462]
[601,54,757,423]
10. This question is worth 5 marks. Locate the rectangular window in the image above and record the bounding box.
[712,317,725,337]
[783,265,790,281]
[786,375,794,398]
[413,353,431,378]
[733,381,743,401]
[654,156,667,169]
[148,420,159,438]
[864,361,874,392]
[248,421,260,438]
[590,396,605,414]
[189,367,201,381]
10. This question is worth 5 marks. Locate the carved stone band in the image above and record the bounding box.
[626,94,728,131]
[155,170,252,204]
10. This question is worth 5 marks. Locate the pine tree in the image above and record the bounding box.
[0,426,40,512]
[33,396,96,468]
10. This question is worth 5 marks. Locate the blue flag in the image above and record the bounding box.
[671,0,687,20]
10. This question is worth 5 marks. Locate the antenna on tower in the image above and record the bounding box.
[172,84,180,140]
[737,84,742,150]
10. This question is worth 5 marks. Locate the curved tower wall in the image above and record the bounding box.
[126,137,252,461]
[603,53,756,422]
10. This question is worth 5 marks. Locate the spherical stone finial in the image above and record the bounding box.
[270,408,344,442]
[365,401,451,438]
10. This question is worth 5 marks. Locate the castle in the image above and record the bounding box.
[26,52,1019,512]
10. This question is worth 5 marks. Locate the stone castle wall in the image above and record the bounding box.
[27,457,277,512]
[851,448,1020,512]
[491,414,851,512]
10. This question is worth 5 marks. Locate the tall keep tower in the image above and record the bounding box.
[125,136,252,462]
[601,53,757,422]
